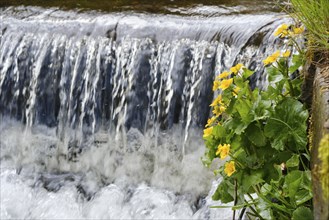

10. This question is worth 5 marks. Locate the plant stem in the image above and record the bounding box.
[298,148,310,171]
[276,210,290,220]
[247,85,255,102]
[238,207,247,220]
[246,202,264,220]
[268,186,294,208]
[278,60,296,97]
[233,179,238,220]
[290,37,304,55]
[285,60,296,97]
[254,186,292,215]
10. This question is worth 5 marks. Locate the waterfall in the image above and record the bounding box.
[0,6,288,219]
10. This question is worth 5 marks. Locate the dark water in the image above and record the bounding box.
[0,6,287,138]
[1,0,285,14]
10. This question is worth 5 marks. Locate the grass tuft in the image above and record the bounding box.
[290,0,329,63]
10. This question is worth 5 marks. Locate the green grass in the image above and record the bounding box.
[290,0,329,61]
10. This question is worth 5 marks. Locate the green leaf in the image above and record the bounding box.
[224,117,248,135]
[232,148,244,158]
[268,66,285,83]
[240,170,264,193]
[301,171,312,191]
[286,154,300,168]
[212,181,234,203]
[273,151,293,164]
[295,189,313,206]
[292,207,313,220]
[265,64,287,96]
[203,133,216,144]
[290,77,303,97]
[243,69,254,79]
[264,98,308,151]
[201,156,212,167]
[225,98,236,115]
[202,143,217,165]
[252,98,271,119]
[235,123,248,135]
[230,135,241,151]
[233,76,245,88]
[263,163,281,183]
[267,65,287,87]
[235,99,252,123]
[284,170,303,201]
[236,149,264,169]
[260,183,272,196]
[213,125,226,138]
[257,192,292,215]
[265,85,281,100]
[245,122,267,147]
[256,197,275,219]
[289,54,304,74]
[271,137,285,151]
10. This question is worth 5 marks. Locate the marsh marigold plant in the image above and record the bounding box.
[203,23,313,220]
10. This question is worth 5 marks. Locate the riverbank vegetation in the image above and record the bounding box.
[290,0,329,63]
[203,25,312,219]
[203,0,329,219]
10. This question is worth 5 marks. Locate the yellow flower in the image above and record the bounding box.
[232,86,241,97]
[205,116,216,127]
[213,80,221,91]
[224,161,236,177]
[263,51,280,66]
[217,71,230,79]
[210,95,223,107]
[219,78,233,91]
[203,127,213,138]
[216,144,230,159]
[230,63,244,74]
[293,26,304,35]
[282,50,291,58]
[281,30,289,38]
[274,24,289,37]
[212,105,226,117]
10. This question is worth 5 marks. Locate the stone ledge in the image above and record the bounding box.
[310,66,329,220]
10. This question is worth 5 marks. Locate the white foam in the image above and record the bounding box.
[0,119,235,219]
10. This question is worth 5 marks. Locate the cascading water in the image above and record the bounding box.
[0,4,288,219]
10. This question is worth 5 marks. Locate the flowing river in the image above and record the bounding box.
[0,1,287,219]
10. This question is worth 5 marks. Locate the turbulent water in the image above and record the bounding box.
[1,5,288,219]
